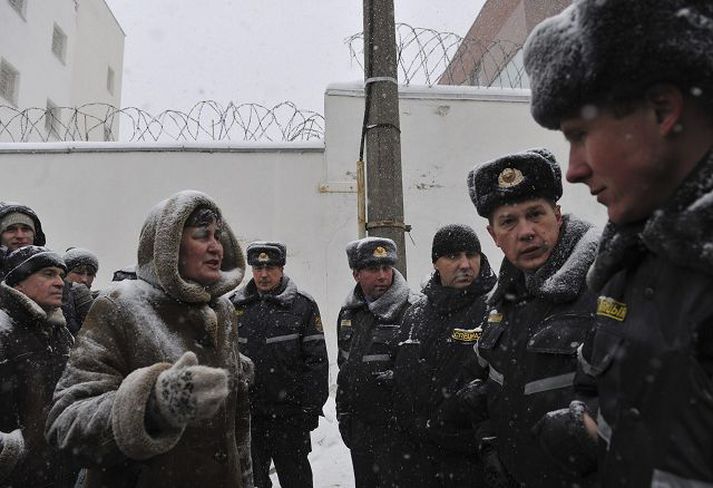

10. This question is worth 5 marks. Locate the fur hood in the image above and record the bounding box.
[342,269,419,322]
[491,215,600,304]
[136,190,245,304]
[589,150,713,291]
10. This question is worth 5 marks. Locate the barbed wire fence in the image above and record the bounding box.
[0,101,325,143]
[346,23,526,88]
[0,24,525,143]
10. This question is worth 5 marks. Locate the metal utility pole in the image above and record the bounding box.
[360,0,408,277]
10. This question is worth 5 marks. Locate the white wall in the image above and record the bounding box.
[0,0,124,140]
[0,84,608,366]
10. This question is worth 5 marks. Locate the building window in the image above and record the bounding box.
[7,0,26,19]
[0,58,19,105]
[107,66,115,95]
[52,23,67,63]
[45,99,60,138]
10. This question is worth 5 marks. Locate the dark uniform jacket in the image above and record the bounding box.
[582,152,713,487]
[0,281,75,488]
[477,215,599,488]
[392,257,496,454]
[336,269,418,427]
[230,275,328,427]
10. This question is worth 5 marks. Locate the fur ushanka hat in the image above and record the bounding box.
[523,0,713,129]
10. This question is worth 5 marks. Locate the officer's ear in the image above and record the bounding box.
[352,269,359,282]
[646,83,684,136]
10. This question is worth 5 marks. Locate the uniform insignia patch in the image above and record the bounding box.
[314,315,323,332]
[487,310,503,324]
[258,252,270,263]
[497,167,525,188]
[452,327,481,342]
[373,246,387,257]
[596,296,627,321]
[341,319,352,327]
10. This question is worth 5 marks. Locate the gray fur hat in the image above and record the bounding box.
[524,0,713,129]
[346,237,397,270]
[4,245,66,287]
[468,148,562,218]
[246,241,286,267]
[64,247,99,274]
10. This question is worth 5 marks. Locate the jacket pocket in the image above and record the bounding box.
[526,315,591,355]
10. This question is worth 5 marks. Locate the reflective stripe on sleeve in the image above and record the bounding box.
[577,344,595,376]
[523,372,576,395]
[265,333,300,344]
[651,469,713,488]
[302,334,325,342]
[361,354,391,363]
[597,409,612,447]
[488,366,504,386]
[474,344,489,369]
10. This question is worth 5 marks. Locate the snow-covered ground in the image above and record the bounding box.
[269,395,354,487]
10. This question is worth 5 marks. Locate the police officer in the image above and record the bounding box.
[466,148,600,487]
[230,241,328,488]
[336,237,418,488]
[524,2,713,485]
[391,224,496,487]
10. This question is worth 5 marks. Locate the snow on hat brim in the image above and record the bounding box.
[346,237,398,269]
[431,224,481,262]
[64,247,99,273]
[246,241,287,266]
[524,0,713,129]
[4,246,66,287]
[468,148,562,218]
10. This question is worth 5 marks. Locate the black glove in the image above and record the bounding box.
[337,413,352,449]
[455,378,489,426]
[480,438,517,488]
[301,410,319,431]
[531,400,598,477]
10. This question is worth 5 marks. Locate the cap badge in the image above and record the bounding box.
[498,167,525,188]
[258,252,270,263]
[373,246,387,258]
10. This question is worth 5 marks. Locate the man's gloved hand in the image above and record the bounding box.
[455,378,489,426]
[154,351,229,429]
[337,413,352,449]
[531,400,598,477]
[480,438,516,488]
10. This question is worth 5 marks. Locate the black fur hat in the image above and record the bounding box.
[346,237,397,270]
[246,241,287,267]
[468,148,562,218]
[4,246,66,287]
[431,224,481,263]
[524,0,713,129]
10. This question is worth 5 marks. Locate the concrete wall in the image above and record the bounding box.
[0,84,607,366]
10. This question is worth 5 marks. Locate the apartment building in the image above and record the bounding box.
[0,0,124,140]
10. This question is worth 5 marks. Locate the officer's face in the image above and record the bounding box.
[252,264,283,292]
[434,251,481,289]
[14,266,65,311]
[353,264,393,300]
[178,221,224,286]
[488,198,562,273]
[562,86,687,225]
[1,223,34,251]
[67,264,96,289]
